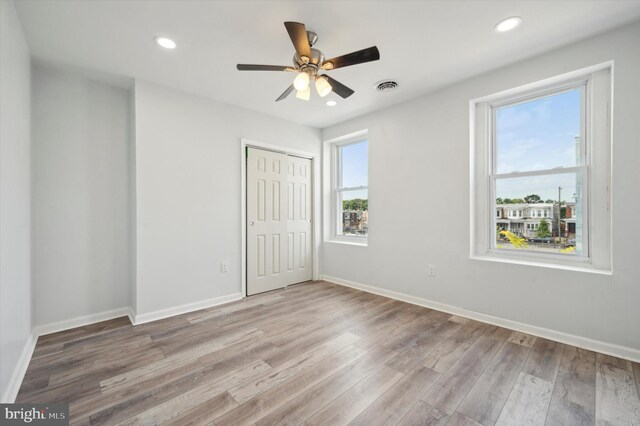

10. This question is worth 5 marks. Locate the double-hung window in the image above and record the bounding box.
[471,64,612,272]
[494,84,587,255]
[326,135,368,244]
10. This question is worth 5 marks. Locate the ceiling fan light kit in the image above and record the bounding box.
[315,76,332,97]
[296,85,311,101]
[237,21,380,102]
[293,72,310,91]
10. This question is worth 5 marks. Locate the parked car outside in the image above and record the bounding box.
[528,237,552,243]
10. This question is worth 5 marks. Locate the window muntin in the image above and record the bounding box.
[334,140,368,239]
[491,85,587,257]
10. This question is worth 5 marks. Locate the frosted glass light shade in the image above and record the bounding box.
[293,72,310,91]
[315,76,332,97]
[296,86,310,101]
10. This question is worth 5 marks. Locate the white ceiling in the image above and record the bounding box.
[14,0,640,128]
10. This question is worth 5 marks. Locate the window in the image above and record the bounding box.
[326,134,368,243]
[494,86,586,256]
[471,64,612,273]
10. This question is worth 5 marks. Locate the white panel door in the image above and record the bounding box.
[247,147,287,295]
[286,155,313,285]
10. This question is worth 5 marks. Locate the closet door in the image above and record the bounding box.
[247,147,287,295]
[285,155,313,285]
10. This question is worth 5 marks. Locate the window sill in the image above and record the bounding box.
[470,253,612,275]
[325,238,368,247]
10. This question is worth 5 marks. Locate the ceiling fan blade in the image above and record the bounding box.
[284,22,311,60]
[237,64,295,71]
[276,85,295,102]
[322,46,380,70]
[325,76,354,98]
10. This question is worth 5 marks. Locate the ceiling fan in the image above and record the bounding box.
[236,22,380,102]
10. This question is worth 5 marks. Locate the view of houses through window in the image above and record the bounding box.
[337,140,368,237]
[493,87,584,255]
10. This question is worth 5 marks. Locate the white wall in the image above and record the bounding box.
[0,0,32,402]
[134,81,321,317]
[32,66,132,326]
[322,22,640,352]
[129,89,137,315]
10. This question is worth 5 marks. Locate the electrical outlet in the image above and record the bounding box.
[220,261,229,273]
[427,264,436,277]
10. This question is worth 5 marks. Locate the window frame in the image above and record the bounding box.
[488,81,590,259]
[329,136,369,245]
[470,63,612,274]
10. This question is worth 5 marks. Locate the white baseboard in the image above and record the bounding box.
[1,331,37,403]
[3,308,132,403]
[33,307,133,337]
[125,307,136,327]
[132,293,243,325]
[3,293,243,402]
[321,274,640,363]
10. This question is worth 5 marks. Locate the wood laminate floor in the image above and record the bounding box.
[17,281,640,425]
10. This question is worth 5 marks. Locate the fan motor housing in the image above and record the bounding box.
[294,48,324,68]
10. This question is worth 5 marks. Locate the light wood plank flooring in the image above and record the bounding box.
[17,281,640,425]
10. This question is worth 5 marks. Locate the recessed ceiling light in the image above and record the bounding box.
[326,100,337,107]
[494,17,522,32]
[155,37,176,49]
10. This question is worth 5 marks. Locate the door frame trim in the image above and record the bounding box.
[240,138,320,298]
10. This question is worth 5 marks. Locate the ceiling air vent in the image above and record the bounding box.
[374,80,398,92]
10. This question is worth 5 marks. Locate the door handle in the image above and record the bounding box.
[249,220,255,226]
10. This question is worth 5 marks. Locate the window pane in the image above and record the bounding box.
[339,189,368,236]
[496,88,582,174]
[339,141,368,188]
[495,172,584,255]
